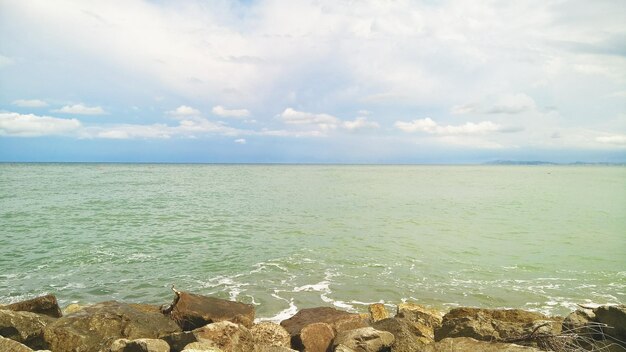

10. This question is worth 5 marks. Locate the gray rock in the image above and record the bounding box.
[109,338,170,352]
[250,321,291,348]
[0,309,52,349]
[42,301,181,352]
[333,327,395,352]
[0,335,34,352]
[421,337,542,351]
[192,321,254,352]
[166,291,255,331]
[1,295,62,319]
[594,305,626,344]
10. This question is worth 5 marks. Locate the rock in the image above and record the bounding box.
[42,301,181,352]
[396,303,443,329]
[192,321,254,352]
[254,345,298,352]
[334,345,356,352]
[594,305,626,343]
[0,335,34,352]
[421,337,542,351]
[372,317,428,352]
[183,341,223,351]
[332,315,370,334]
[168,292,255,331]
[62,304,83,315]
[0,309,52,349]
[298,322,334,352]
[109,338,170,352]
[435,308,561,342]
[368,304,389,322]
[250,321,291,348]
[562,308,598,345]
[162,331,198,352]
[2,295,63,318]
[333,327,394,352]
[280,306,359,344]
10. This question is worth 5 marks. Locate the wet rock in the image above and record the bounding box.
[435,308,561,342]
[0,335,34,352]
[333,326,394,352]
[192,321,254,352]
[421,337,542,351]
[168,292,255,331]
[2,295,63,318]
[594,305,626,344]
[368,304,389,323]
[372,318,428,352]
[109,338,170,352]
[250,321,291,348]
[0,309,52,349]
[299,322,334,352]
[62,303,83,315]
[42,301,181,352]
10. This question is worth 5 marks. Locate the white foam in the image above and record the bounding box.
[258,299,298,323]
[293,281,330,292]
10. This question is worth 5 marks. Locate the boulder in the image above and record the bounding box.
[250,322,291,348]
[167,291,255,330]
[435,308,561,342]
[63,304,83,316]
[421,337,542,351]
[182,341,224,352]
[372,317,428,352]
[0,335,34,352]
[0,309,52,349]
[254,345,298,352]
[2,295,63,318]
[332,315,370,334]
[192,321,254,352]
[162,331,198,352]
[42,301,181,352]
[109,338,170,352]
[335,345,356,352]
[562,308,598,344]
[333,327,394,352]
[594,305,626,343]
[298,322,334,352]
[368,304,389,322]
[280,306,360,345]
[396,303,443,329]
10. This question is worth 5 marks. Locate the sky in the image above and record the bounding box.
[0,0,625,163]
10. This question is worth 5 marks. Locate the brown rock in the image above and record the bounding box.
[0,335,34,352]
[168,292,255,331]
[250,322,291,348]
[109,338,170,352]
[182,341,224,351]
[2,295,62,319]
[396,303,443,329]
[333,327,395,352]
[368,304,389,322]
[372,317,428,352]
[299,322,334,352]
[42,301,181,352]
[0,309,52,349]
[421,337,542,351]
[254,345,298,352]
[594,305,626,344]
[331,315,370,334]
[435,308,561,342]
[161,331,198,352]
[192,321,254,352]
[280,307,358,339]
[62,304,83,315]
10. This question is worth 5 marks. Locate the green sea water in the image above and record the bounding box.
[0,164,624,320]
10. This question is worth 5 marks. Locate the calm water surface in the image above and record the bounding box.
[0,164,624,320]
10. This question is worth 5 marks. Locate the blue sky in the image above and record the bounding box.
[1,0,625,163]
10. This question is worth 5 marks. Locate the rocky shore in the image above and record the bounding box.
[1,289,624,352]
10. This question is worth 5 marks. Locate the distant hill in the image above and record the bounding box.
[485,160,625,166]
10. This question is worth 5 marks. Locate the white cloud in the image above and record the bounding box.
[343,117,380,131]
[395,118,514,136]
[12,99,48,108]
[234,138,246,144]
[166,105,201,117]
[54,104,106,115]
[485,94,537,114]
[212,105,250,118]
[0,112,81,137]
[278,108,340,131]
[86,124,172,139]
[596,135,626,146]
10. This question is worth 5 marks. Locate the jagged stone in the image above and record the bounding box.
[0,309,52,349]
[421,337,542,351]
[334,345,356,352]
[109,338,170,352]
[333,326,395,352]
[280,307,358,338]
[2,295,62,318]
[593,305,626,344]
[42,301,181,352]
[368,304,389,322]
[192,321,254,352]
[0,335,34,352]
[396,303,443,330]
[161,331,197,352]
[372,317,428,352]
[250,321,291,348]
[182,341,223,351]
[62,304,83,316]
[168,292,255,331]
[435,308,561,342]
[299,322,334,352]
[253,345,298,352]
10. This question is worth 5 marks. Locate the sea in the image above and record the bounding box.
[0,163,624,321]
